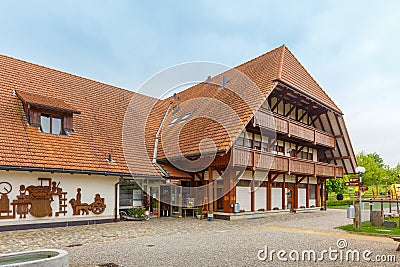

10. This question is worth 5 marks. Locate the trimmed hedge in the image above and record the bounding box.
[327,199,353,206]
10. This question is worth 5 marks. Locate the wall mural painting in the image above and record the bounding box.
[69,188,106,215]
[0,182,13,219]
[11,178,68,218]
[0,179,106,219]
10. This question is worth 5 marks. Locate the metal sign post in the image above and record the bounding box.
[359,174,362,230]
[355,166,366,230]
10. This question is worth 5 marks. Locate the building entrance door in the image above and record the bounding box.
[286,183,294,211]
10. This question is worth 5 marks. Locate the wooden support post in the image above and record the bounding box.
[306,177,309,208]
[223,173,231,213]
[207,167,214,221]
[251,171,255,212]
[282,174,286,209]
[354,202,360,229]
[316,178,321,207]
[267,175,271,211]
[323,179,327,211]
[213,177,217,212]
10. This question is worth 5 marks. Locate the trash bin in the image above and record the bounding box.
[347,205,355,219]
[234,203,240,213]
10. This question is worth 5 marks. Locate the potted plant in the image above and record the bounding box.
[195,207,202,219]
[127,207,147,220]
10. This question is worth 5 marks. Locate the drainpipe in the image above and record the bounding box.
[114,178,121,222]
[152,103,172,164]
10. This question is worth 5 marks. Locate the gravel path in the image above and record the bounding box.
[0,209,397,266]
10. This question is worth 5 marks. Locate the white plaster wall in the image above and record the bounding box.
[255,187,266,210]
[277,102,284,115]
[271,188,283,209]
[273,174,285,183]
[313,148,318,162]
[254,171,267,181]
[285,175,296,183]
[236,186,251,211]
[298,188,307,208]
[261,99,270,110]
[239,170,253,181]
[0,170,119,226]
[309,177,317,184]
[245,132,253,140]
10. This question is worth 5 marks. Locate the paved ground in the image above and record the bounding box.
[0,209,398,266]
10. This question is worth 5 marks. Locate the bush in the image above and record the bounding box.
[327,199,353,206]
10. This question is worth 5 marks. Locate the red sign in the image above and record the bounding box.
[344,182,360,186]
[349,178,359,183]
[360,186,369,191]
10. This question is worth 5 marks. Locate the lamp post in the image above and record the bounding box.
[356,166,366,230]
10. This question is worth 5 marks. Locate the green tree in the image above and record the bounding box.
[356,152,397,185]
[326,178,345,194]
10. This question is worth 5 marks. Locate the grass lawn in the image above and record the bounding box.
[329,205,350,209]
[339,220,400,236]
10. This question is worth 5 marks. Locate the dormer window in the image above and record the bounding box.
[15,90,80,135]
[40,114,63,135]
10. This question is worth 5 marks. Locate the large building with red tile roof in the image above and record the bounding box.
[0,45,356,228]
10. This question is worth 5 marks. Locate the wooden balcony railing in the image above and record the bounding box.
[232,146,344,178]
[254,109,336,149]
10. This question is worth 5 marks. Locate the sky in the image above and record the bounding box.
[0,1,399,167]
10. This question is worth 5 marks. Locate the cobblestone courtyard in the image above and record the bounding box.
[0,209,397,266]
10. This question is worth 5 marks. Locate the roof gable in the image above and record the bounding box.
[278,46,341,112]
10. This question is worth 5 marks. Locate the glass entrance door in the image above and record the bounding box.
[286,183,294,211]
[150,186,160,217]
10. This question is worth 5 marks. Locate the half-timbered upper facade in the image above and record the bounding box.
[152,45,356,215]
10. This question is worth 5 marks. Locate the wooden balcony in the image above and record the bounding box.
[232,146,343,178]
[254,109,336,149]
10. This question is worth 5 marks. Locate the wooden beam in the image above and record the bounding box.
[282,174,286,210]
[306,177,309,208]
[215,168,223,177]
[325,156,351,161]
[309,115,320,127]
[318,116,337,167]
[195,173,203,181]
[251,171,255,212]
[296,176,307,184]
[269,173,280,183]
[334,114,356,173]
[296,146,304,154]
[298,105,314,122]
[267,173,272,210]
[284,100,299,117]
[271,92,288,112]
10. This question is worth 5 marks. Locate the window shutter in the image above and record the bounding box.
[29,108,41,126]
[63,114,73,131]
